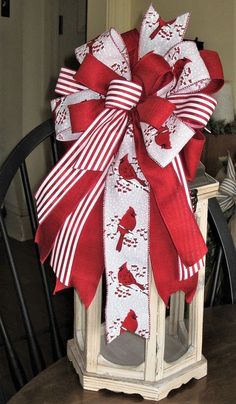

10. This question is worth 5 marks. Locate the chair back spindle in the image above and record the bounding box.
[19,158,64,360]
[0,315,27,390]
[0,120,65,399]
[0,209,45,376]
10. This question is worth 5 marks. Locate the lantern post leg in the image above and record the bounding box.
[189,199,208,359]
[144,270,159,381]
[85,280,102,372]
[155,294,166,381]
[189,264,206,361]
[74,291,86,351]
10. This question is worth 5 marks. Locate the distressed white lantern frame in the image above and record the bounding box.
[68,178,218,401]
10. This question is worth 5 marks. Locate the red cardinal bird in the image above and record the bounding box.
[149,17,167,39]
[116,207,136,252]
[120,309,138,334]
[172,57,191,83]
[118,154,146,187]
[118,262,145,290]
[155,126,172,149]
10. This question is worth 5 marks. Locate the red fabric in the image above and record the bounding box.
[69,99,105,132]
[54,192,104,307]
[132,113,207,268]
[200,50,224,94]
[68,192,104,307]
[149,190,198,305]
[36,29,223,308]
[121,29,139,70]
[137,95,175,128]
[133,53,173,96]
[74,54,123,95]
[35,171,103,262]
[181,131,205,182]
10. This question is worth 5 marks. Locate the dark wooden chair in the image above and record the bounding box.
[0,120,69,402]
[207,197,236,306]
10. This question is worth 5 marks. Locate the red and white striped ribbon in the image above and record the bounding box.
[105,79,143,110]
[55,67,87,96]
[36,109,114,223]
[172,155,204,280]
[165,92,213,280]
[36,79,142,223]
[50,169,108,285]
[35,133,88,223]
[169,93,217,128]
[73,109,128,171]
[74,79,142,171]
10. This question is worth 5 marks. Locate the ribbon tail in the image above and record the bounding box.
[133,115,207,268]
[180,130,205,182]
[104,125,150,343]
[74,109,128,171]
[173,155,206,280]
[35,106,127,261]
[150,189,198,304]
[35,171,103,262]
[51,184,105,308]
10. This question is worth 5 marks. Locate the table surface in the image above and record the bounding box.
[8,305,236,404]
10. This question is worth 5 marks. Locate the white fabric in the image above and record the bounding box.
[104,124,150,342]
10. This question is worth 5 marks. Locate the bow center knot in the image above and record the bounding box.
[105,79,142,111]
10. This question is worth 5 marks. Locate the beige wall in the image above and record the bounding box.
[0,0,86,240]
[0,0,59,240]
[0,0,59,161]
[106,0,132,33]
[87,0,107,40]
[0,1,23,159]
[87,0,132,40]
[59,0,87,67]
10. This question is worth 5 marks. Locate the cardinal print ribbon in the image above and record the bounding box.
[35,5,224,342]
[104,124,150,341]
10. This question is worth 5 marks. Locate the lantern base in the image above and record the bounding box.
[67,339,207,401]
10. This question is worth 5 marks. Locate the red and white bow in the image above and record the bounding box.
[35,5,223,342]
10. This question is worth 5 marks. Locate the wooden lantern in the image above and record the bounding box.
[67,174,218,401]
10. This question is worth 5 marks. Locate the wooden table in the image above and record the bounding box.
[8,305,236,404]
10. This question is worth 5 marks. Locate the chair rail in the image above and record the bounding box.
[0,119,55,207]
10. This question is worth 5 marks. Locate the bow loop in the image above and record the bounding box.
[132,52,173,97]
[137,96,175,129]
[200,50,224,94]
[74,54,122,96]
[105,79,142,111]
